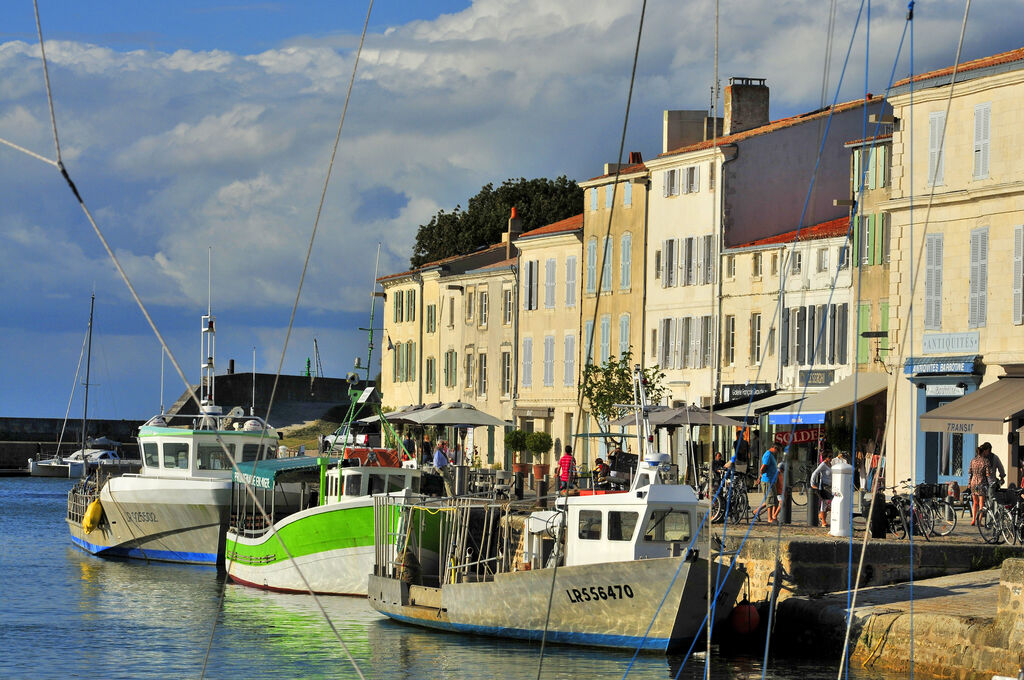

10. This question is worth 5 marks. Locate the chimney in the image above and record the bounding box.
[723,77,769,136]
[603,152,644,176]
[628,151,643,164]
[663,110,713,153]
[506,207,522,259]
[228,359,235,375]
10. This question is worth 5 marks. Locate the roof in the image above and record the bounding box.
[659,97,875,158]
[517,213,583,240]
[730,216,850,249]
[844,133,893,148]
[376,242,507,284]
[233,456,338,489]
[585,162,647,183]
[892,46,1024,89]
[468,257,516,273]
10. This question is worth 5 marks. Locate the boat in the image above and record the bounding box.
[29,439,140,478]
[66,308,280,566]
[367,369,747,652]
[225,386,441,595]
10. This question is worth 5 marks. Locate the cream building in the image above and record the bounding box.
[512,214,583,469]
[885,47,1024,487]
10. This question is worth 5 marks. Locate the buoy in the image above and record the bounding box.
[729,598,760,635]
[82,499,104,534]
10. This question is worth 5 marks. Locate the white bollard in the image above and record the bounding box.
[829,459,854,537]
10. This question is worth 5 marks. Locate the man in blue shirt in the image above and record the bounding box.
[433,442,453,495]
[759,442,781,523]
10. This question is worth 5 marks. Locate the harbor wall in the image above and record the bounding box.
[0,417,143,469]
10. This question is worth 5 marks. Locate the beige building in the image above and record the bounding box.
[884,47,1024,487]
[512,214,583,468]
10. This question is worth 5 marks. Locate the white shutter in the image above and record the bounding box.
[586,239,597,293]
[673,317,684,369]
[565,256,576,306]
[695,239,705,285]
[620,233,631,290]
[1014,226,1024,325]
[933,235,944,329]
[659,318,671,367]
[531,260,539,310]
[544,335,555,386]
[522,337,533,387]
[977,227,988,327]
[969,230,980,327]
[665,240,676,287]
[929,111,945,185]
[661,240,670,287]
[662,171,670,197]
[564,334,576,386]
[545,258,556,308]
[689,316,700,368]
[974,103,991,179]
[672,169,681,196]
[692,165,700,192]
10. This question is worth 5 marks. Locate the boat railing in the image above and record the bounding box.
[66,472,106,523]
[142,411,273,433]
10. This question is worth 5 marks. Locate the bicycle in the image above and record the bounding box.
[915,483,957,537]
[885,480,932,541]
[977,483,1019,544]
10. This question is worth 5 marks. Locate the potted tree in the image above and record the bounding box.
[525,431,553,480]
[505,429,530,474]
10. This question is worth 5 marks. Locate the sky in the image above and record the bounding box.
[0,0,1021,421]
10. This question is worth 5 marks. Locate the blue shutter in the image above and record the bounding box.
[586,239,597,293]
[620,233,632,289]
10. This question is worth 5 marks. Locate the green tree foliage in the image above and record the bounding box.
[504,428,529,463]
[579,351,666,429]
[410,176,583,267]
[525,431,553,458]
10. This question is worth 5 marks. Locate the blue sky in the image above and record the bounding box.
[1,0,1021,421]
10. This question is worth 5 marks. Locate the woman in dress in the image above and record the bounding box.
[968,444,994,526]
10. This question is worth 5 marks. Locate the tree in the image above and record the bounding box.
[410,176,583,267]
[504,428,529,463]
[579,351,666,430]
[525,431,553,462]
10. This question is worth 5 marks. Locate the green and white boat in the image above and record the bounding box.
[225,456,433,596]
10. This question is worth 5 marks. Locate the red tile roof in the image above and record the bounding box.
[659,97,875,158]
[518,213,584,239]
[892,46,1024,88]
[731,216,850,249]
[844,133,893,147]
[585,162,648,183]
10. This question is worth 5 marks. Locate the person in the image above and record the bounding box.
[558,446,577,494]
[733,430,749,466]
[593,457,610,490]
[402,433,416,461]
[433,442,453,495]
[968,443,994,526]
[984,442,1005,488]
[810,450,834,528]
[759,443,781,523]
[854,445,865,491]
[420,435,433,467]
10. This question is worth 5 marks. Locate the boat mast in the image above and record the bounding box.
[363,243,382,383]
[201,247,216,409]
[81,293,95,468]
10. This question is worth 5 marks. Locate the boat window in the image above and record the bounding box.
[162,442,189,469]
[197,443,234,470]
[642,509,691,542]
[578,509,602,540]
[343,474,363,496]
[369,474,387,495]
[387,475,405,493]
[241,444,264,462]
[265,444,278,460]
[608,511,639,541]
[143,443,159,467]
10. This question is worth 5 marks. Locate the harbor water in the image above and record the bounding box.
[1,477,884,679]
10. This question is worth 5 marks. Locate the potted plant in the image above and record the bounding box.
[505,429,530,474]
[525,431,553,480]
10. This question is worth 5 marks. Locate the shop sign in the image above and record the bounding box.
[925,384,966,397]
[723,383,772,401]
[903,357,976,375]
[768,411,826,425]
[774,427,822,445]
[798,369,834,387]
[922,332,979,355]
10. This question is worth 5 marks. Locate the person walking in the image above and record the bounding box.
[983,442,1005,488]
[733,430,749,466]
[968,443,994,526]
[810,450,834,528]
[558,446,577,494]
[434,441,454,495]
[758,443,781,523]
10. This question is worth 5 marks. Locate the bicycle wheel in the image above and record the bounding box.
[978,505,1003,544]
[999,507,1016,545]
[888,503,907,539]
[789,480,808,507]
[710,494,724,523]
[913,500,933,540]
[929,499,957,537]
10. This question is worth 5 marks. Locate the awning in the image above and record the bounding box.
[768,372,887,425]
[920,377,1024,434]
[233,456,337,490]
[718,392,806,422]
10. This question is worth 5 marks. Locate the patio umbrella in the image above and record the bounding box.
[403,402,509,428]
[607,406,680,428]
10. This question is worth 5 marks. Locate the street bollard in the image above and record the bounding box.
[536,476,549,508]
[807,478,820,526]
[514,471,524,500]
[779,461,792,524]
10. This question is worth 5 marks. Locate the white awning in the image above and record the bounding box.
[920,377,1024,434]
[768,372,888,425]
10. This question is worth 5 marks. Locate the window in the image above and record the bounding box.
[426,304,436,333]
[425,357,436,394]
[448,296,455,327]
[683,237,695,285]
[619,314,630,358]
[663,169,680,197]
[680,317,692,368]
[578,509,602,540]
[477,353,487,395]
[590,188,598,211]
[925,234,943,330]
[724,315,735,365]
[642,509,690,542]
[838,245,850,269]
[661,239,677,287]
[563,334,576,386]
[605,185,614,209]
[143,443,159,467]
[620,233,632,290]
[464,352,474,389]
[880,214,891,264]
[503,288,514,324]
[406,342,416,382]
[197,443,232,470]
[725,255,736,278]
[702,235,714,284]
[700,315,713,368]
[585,238,597,294]
[163,442,189,469]
[855,214,874,265]
[601,237,612,292]
[969,227,988,328]
[684,166,699,193]
[654,249,661,280]
[543,335,555,387]
[771,252,779,276]
[928,110,945,186]
[406,290,416,322]
[501,351,512,396]
[750,313,762,364]
[791,250,802,275]
[658,318,672,368]
[584,320,594,365]
[817,247,829,272]
[544,258,556,308]
[608,511,638,541]
[793,307,806,365]
[521,337,533,387]
[1014,226,1024,326]
[599,314,611,363]
[623,181,632,207]
[443,350,457,388]
[565,256,577,306]
[523,260,539,310]
[752,252,762,277]
[392,341,401,382]
[479,290,488,326]
[974,103,991,180]
[393,290,404,323]
[465,288,474,321]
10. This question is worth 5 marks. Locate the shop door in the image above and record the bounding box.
[923,396,967,485]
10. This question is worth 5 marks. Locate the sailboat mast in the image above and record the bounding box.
[81,293,95,461]
[364,243,382,383]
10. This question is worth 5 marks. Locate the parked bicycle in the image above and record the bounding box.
[977,483,1024,544]
[884,480,932,540]
[914,482,957,537]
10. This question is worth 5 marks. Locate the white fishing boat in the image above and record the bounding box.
[66,309,280,566]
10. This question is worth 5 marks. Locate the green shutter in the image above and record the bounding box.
[879,146,889,187]
[857,304,872,364]
[879,301,890,359]
[853,150,861,193]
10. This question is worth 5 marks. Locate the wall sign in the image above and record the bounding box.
[799,369,835,387]
[925,384,966,397]
[922,332,979,355]
[723,383,772,401]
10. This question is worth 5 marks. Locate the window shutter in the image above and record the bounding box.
[838,304,848,364]
[675,317,686,369]
[853,149,861,193]
[868,215,878,265]
[807,305,816,365]
[781,308,790,366]
[828,304,837,364]
[816,305,827,364]
[796,307,806,365]
[544,335,554,386]
[969,230,980,327]
[879,302,890,359]
[666,240,677,287]
[590,188,598,211]
[586,239,597,293]
[1014,226,1024,325]
[929,111,944,185]
[600,315,611,362]
[672,169,681,196]
[601,238,612,291]
[693,165,699,192]
[659,318,671,367]
[695,238,705,285]
[880,145,890,186]
[857,304,871,364]
[974,103,991,179]
[654,249,662,280]
[565,256,576,306]
[545,258,555,308]
[660,240,669,287]
[564,334,576,386]
[619,314,630,357]
[852,215,860,267]
[584,320,594,365]
[977,227,988,327]
[662,172,670,198]
[522,337,532,387]
[531,261,540,310]
[620,233,631,289]
[867,147,877,190]
[623,181,632,206]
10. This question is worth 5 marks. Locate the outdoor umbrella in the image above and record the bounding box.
[608,405,743,429]
[403,402,509,428]
[359,403,438,425]
[608,405,680,428]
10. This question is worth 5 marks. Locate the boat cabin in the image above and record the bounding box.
[137,411,278,479]
[324,465,422,500]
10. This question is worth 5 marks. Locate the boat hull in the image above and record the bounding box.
[67,475,232,565]
[368,556,744,652]
[29,460,83,477]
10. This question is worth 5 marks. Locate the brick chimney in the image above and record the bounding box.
[506,207,522,259]
[723,77,769,136]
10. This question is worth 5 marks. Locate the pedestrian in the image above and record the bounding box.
[810,450,834,528]
[854,445,865,490]
[402,432,416,462]
[759,443,781,523]
[421,435,432,466]
[433,442,454,495]
[593,456,610,490]
[983,442,1005,489]
[968,443,994,526]
[733,429,749,466]
[558,446,577,494]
